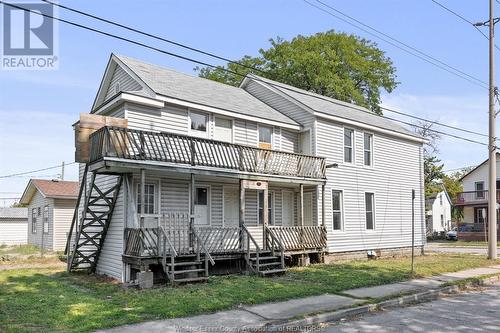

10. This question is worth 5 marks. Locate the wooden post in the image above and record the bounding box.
[321,184,326,227]
[299,184,304,227]
[263,188,269,251]
[140,169,145,228]
[239,179,245,250]
[190,173,196,249]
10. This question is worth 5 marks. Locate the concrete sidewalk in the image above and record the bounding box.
[94,265,500,333]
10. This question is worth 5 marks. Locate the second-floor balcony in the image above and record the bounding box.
[88,126,326,180]
[454,190,500,206]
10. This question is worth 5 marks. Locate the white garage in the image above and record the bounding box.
[0,208,28,245]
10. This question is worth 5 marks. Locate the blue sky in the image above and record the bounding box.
[0,0,494,205]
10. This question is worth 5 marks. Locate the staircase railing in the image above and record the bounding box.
[159,226,178,283]
[265,226,285,269]
[242,225,261,273]
[192,228,216,278]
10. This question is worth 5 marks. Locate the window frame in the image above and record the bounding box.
[343,127,355,164]
[188,110,209,138]
[31,208,37,233]
[475,182,485,199]
[331,190,343,231]
[365,192,375,230]
[43,205,49,234]
[258,125,273,149]
[363,132,373,167]
[137,183,157,215]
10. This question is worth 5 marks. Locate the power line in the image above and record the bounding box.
[39,0,268,77]
[302,0,487,89]
[0,162,76,179]
[430,0,500,52]
[31,0,490,140]
[442,165,477,173]
[1,1,490,148]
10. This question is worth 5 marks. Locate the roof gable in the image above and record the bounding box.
[20,179,79,204]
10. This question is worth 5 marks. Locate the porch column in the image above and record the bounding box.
[299,184,304,227]
[190,173,195,249]
[140,169,145,228]
[263,187,269,250]
[321,184,326,227]
[239,179,245,250]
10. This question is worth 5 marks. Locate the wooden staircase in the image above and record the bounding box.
[161,254,209,285]
[67,167,123,272]
[248,250,286,276]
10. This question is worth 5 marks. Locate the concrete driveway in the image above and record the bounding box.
[321,281,500,333]
[425,242,500,255]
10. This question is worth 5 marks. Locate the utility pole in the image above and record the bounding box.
[475,0,498,259]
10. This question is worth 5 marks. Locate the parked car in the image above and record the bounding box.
[445,228,458,241]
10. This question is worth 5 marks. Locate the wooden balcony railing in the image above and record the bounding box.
[89,126,326,179]
[454,190,500,205]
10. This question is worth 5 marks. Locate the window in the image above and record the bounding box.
[475,182,485,199]
[332,190,343,230]
[214,117,233,143]
[258,126,273,149]
[475,207,487,224]
[363,133,373,166]
[43,205,49,234]
[365,193,375,230]
[195,187,208,205]
[31,208,37,233]
[137,184,156,215]
[190,111,208,133]
[258,191,274,225]
[344,128,354,163]
[439,194,443,206]
[37,207,41,216]
[440,214,444,226]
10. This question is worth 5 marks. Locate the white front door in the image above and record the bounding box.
[303,192,314,226]
[282,191,294,226]
[194,186,210,225]
[214,117,232,142]
[224,187,239,227]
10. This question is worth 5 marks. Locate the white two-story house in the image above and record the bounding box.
[67,54,425,285]
[455,153,500,241]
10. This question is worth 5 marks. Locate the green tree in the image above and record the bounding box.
[197,31,398,114]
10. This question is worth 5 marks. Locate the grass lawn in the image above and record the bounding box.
[0,253,498,333]
[430,240,500,247]
[0,245,63,267]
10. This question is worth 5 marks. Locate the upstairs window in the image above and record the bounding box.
[475,182,485,199]
[258,126,273,149]
[363,133,373,166]
[190,111,208,137]
[344,128,354,163]
[332,190,343,230]
[137,183,156,215]
[365,192,375,230]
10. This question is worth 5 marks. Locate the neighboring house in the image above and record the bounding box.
[67,54,426,284]
[425,188,452,235]
[0,208,28,245]
[20,179,79,251]
[455,153,500,241]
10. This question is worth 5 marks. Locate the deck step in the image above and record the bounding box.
[253,262,282,268]
[173,276,208,284]
[172,268,205,275]
[258,268,286,276]
[166,261,202,267]
[250,256,279,261]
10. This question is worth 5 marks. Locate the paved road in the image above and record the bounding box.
[319,282,500,333]
[425,242,500,255]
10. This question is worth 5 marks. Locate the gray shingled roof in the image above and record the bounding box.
[0,207,28,219]
[115,55,299,126]
[248,74,420,138]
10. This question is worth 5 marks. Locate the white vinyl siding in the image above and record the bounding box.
[316,118,425,253]
[104,65,143,101]
[281,129,299,153]
[27,191,54,251]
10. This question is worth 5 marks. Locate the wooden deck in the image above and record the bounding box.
[88,126,326,180]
